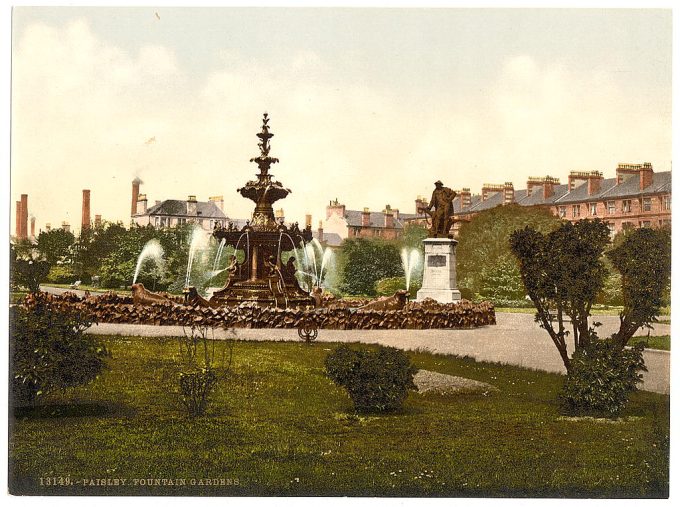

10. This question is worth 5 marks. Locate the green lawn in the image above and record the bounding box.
[629,335,670,351]
[9,337,669,497]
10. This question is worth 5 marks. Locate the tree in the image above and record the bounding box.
[509,219,610,371]
[338,238,402,295]
[36,229,75,265]
[457,203,560,299]
[607,227,671,348]
[10,244,51,293]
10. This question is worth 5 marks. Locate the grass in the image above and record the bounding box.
[9,336,669,498]
[628,335,670,351]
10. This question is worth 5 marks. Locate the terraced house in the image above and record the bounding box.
[410,162,671,237]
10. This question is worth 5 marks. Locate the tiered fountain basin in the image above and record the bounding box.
[23,291,496,330]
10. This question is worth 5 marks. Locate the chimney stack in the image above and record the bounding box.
[361,207,371,227]
[94,214,102,228]
[383,204,395,228]
[30,217,36,238]
[305,214,312,229]
[481,184,503,202]
[20,194,28,239]
[15,201,21,238]
[640,162,654,190]
[82,189,91,231]
[327,198,346,219]
[137,194,149,214]
[131,178,141,216]
[527,176,560,200]
[318,220,324,243]
[62,221,70,233]
[209,195,225,212]
[415,196,428,214]
[503,182,514,205]
[460,188,471,208]
[569,171,602,195]
[275,208,285,223]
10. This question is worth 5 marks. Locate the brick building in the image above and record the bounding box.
[322,199,419,243]
[408,163,670,237]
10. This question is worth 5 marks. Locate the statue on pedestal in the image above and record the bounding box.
[419,180,457,238]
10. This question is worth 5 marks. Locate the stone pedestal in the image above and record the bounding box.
[416,238,462,303]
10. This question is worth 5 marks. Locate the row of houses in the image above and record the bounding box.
[127,162,670,246]
[323,162,671,242]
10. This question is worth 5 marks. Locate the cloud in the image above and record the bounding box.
[11,21,671,235]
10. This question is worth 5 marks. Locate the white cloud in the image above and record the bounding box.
[11,21,671,236]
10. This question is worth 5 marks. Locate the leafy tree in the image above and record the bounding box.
[457,203,560,298]
[478,258,527,304]
[338,238,402,295]
[10,244,51,293]
[36,229,75,264]
[607,227,671,348]
[509,219,610,371]
[399,223,429,250]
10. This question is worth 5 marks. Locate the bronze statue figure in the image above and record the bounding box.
[420,180,457,238]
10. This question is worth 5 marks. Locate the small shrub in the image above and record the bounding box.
[9,300,108,407]
[324,345,418,413]
[175,325,236,417]
[178,368,218,417]
[560,338,646,418]
[47,265,77,284]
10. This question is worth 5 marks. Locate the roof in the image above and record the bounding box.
[516,183,570,206]
[554,178,618,204]
[344,210,406,229]
[314,231,343,247]
[597,171,672,199]
[142,199,227,219]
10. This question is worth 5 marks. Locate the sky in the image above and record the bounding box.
[10,7,672,234]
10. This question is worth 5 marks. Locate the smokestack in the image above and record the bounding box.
[20,194,28,239]
[131,178,141,216]
[30,217,36,238]
[82,189,91,231]
[15,201,21,238]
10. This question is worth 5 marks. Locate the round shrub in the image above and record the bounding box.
[324,345,418,412]
[560,339,646,418]
[47,265,77,284]
[9,300,109,407]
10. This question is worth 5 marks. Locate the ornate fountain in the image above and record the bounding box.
[209,113,314,308]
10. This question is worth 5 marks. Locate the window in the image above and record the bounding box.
[589,203,597,216]
[622,222,633,230]
[641,220,651,228]
[558,206,566,218]
[154,216,160,227]
[572,205,580,218]
[663,195,671,211]
[642,197,652,212]
[622,200,631,213]
[607,201,616,214]
[606,222,616,238]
